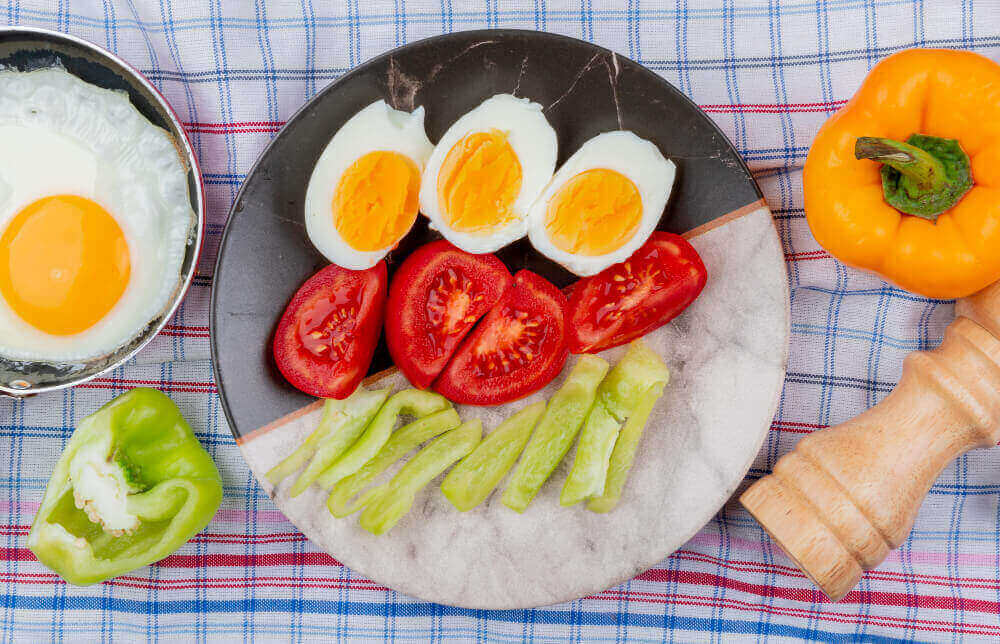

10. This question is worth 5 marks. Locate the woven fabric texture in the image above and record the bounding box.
[1,1,998,641]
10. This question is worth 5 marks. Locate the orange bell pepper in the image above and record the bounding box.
[804,48,1000,299]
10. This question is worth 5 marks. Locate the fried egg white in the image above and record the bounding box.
[0,68,196,362]
[419,94,557,254]
[304,101,433,270]
[527,131,675,276]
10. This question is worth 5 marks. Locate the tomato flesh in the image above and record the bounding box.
[567,232,707,354]
[273,263,387,399]
[435,270,568,405]
[385,241,512,389]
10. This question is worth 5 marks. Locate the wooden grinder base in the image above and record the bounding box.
[741,282,1000,601]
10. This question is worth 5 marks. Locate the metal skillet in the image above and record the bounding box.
[0,27,204,398]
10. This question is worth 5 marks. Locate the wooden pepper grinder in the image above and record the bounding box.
[740,281,1000,601]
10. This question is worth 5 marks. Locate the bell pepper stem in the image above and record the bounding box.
[854,134,973,220]
[854,137,945,195]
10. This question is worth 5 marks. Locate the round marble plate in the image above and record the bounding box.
[212,30,789,609]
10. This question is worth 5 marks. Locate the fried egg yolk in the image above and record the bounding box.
[437,130,523,235]
[543,169,642,256]
[0,195,130,336]
[333,151,421,252]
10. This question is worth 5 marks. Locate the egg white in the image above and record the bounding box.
[419,94,557,254]
[304,101,433,270]
[0,68,195,363]
[527,131,676,276]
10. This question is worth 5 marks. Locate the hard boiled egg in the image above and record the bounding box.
[0,68,195,362]
[419,94,557,254]
[527,131,675,276]
[305,101,433,269]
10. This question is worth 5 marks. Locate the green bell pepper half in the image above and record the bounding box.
[28,388,222,585]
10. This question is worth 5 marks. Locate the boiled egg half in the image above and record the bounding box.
[527,131,675,276]
[419,94,557,254]
[305,101,433,269]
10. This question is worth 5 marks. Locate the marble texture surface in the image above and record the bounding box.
[240,206,789,609]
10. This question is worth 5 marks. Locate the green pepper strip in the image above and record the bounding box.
[559,403,620,506]
[596,339,670,422]
[359,420,482,535]
[28,388,222,586]
[266,388,390,495]
[562,340,670,506]
[501,355,610,513]
[316,389,452,489]
[587,383,665,514]
[326,408,461,518]
[441,401,546,512]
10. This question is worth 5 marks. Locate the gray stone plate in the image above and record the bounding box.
[211,30,789,608]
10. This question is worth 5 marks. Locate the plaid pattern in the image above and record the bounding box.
[1,0,998,641]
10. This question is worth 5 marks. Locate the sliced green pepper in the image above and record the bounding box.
[326,408,461,518]
[563,340,670,506]
[501,355,610,513]
[596,340,670,423]
[440,401,545,512]
[28,388,222,585]
[316,389,451,489]
[587,383,665,513]
[559,403,620,506]
[266,387,390,496]
[359,420,482,535]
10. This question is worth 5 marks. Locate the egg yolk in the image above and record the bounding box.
[0,195,130,336]
[544,169,642,256]
[333,151,421,251]
[437,130,523,234]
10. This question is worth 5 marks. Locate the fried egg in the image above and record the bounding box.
[527,131,675,276]
[419,94,557,254]
[0,68,196,362]
[305,101,433,269]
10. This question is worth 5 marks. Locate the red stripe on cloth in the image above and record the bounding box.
[770,420,829,434]
[184,120,285,134]
[162,324,211,338]
[670,549,1000,591]
[637,568,1000,616]
[182,100,851,134]
[596,590,1000,637]
[76,378,217,394]
[0,571,388,593]
[785,250,831,262]
[154,552,342,568]
[6,566,999,636]
[700,100,849,114]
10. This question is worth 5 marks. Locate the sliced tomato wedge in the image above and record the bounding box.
[567,231,707,354]
[273,263,387,399]
[434,270,569,405]
[385,240,512,389]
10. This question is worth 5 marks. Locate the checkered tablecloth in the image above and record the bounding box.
[2,1,998,641]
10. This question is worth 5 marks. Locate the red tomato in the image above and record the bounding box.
[567,232,707,354]
[435,270,569,405]
[273,263,387,399]
[385,241,512,389]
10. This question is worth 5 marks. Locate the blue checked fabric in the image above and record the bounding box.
[2,1,999,641]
